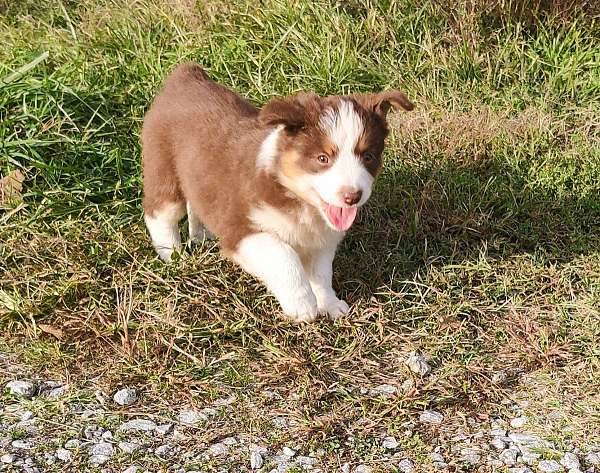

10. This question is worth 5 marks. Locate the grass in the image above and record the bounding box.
[1,0,599,470]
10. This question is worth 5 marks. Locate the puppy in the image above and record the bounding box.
[141,63,413,322]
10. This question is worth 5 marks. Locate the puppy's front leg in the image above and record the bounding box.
[306,244,349,319]
[233,232,318,322]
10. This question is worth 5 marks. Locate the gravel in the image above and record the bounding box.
[398,458,415,473]
[113,388,137,406]
[64,439,81,450]
[510,416,528,428]
[118,441,141,454]
[250,451,264,469]
[561,452,581,470]
[538,460,564,472]
[1,454,15,464]
[382,436,399,449]
[405,353,431,376]
[420,410,444,424]
[119,419,157,432]
[55,448,72,462]
[282,446,296,457]
[178,409,207,425]
[499,448,519,466]
[5,380,36,398]
[90,442,114,457]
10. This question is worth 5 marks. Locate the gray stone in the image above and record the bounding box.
[382,436,399,450]
[420,410,444,424]
[434,462,449,470]
[283,446,296,457]
[372,384,398,396]
[398,459,414,473]
[461,448,481,465]
[272,417,290,429]
[11,440,33,449]
[1,455,15,464]
[405,353,431,375]
[90,442,114,457]
[510,416,528,428]
[341,463,351,473]
[209,443,228,455]
[65,439,81,449]
[5,381,36,398]
[20,411,34,422]
[155,444,172,456]
[118,442,140,454]
[538,460,564,472]
[46,385,68,399]
[89,455,109,465]
[101,430,113,440]
[561,453,581,470]
[585,452,600,465]
[490,428,508,437]
[353,466,372,473]
[222,436,238,446]
[156,423,173,435]
[250,451,264,469]
[499,448,519,466]
[55,448,72,462]
[119,419,157,432]
[430,453,445,463]
[509,468,533,473]
[509,433,551,449]
[491,437,508,450]
[113,388,137,406]
[297,455,318,467]
[521,451,541,465]
[178,410,207,425]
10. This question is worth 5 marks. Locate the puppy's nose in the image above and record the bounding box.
[342,189,362,205]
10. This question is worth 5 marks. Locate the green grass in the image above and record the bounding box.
[1,0,600,469]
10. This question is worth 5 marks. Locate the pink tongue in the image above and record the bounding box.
[326,205,358,231]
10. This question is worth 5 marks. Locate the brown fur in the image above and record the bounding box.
[142,63,413,255]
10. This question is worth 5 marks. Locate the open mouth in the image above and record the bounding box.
[323,203,358,231]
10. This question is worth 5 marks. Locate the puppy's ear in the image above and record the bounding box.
[353,90,414,120]
[259,92,321,131]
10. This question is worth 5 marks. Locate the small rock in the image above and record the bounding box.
[55,448,72,462]
[222,437,238,446]
[272,417,290,429]
[155,444,172,457]
[65,439,81,449]
[521,451,541,465]
[509,468,533,473]
[382,436,399,450]
[46,385,68,399]
[119,419,157,432]
[113,388,137,406]
[122,467,140,473]
[156,423,173,435]
[585,452,600,465]
[499,448,519,466]
[353,466,372,473]
[510,416,528,428]
[341,463,351,473]
[561,453,581,470]
[101,430,113,440]
[282,446,296,457]
[491,428,508,437]
[5,380,36,398]
[492,371,508,384]
[401,379,414,391]
[372,384,398,396]
[434,462,448,470]
[250,451,264,469]
[420,410,444,424]
[430,453,445,463]
[118,442,140,454]
[297,455,318,467]
[20,411,34,422]
[11,440,33,449]
[1,454,15,464]
[213,395,236,406]
[509,433,551,449]
[461,448,481,465]
[90,454,109,465]
[398,459,414,473]
[90,442,114,457]
[405,353,431,375]
[491,437,508,450]
[178,410,206,425]
[209,443,228,456]
[538,460,564,472]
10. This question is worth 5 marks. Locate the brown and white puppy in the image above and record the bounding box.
[142,63,413,322]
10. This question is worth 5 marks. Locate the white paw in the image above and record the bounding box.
[279,287,318,323]
[318,296,350,319]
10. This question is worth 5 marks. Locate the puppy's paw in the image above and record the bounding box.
[279,288,318,323]
[318,296,350,320]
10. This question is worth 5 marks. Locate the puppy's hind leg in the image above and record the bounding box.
[144,201,186,261]
[186,202,216,242]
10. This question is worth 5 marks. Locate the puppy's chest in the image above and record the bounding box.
[248,203,336,252]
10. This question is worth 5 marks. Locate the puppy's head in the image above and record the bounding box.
[258,90,413,231]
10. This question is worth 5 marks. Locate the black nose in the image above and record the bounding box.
[343,190,362,205]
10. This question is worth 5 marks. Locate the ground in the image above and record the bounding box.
[0,0,599,472]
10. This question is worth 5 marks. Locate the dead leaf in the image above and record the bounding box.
[0,170,25,206]
[38,324,64,340]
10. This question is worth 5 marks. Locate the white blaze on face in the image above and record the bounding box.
[314,100,373,208]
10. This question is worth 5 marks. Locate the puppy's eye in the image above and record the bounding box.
[364,152,375,163]
[317,154,329,164]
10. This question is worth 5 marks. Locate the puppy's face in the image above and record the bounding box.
[259,91,414,231]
